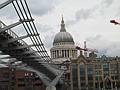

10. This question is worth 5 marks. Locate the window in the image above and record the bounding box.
[99,71,102,75]
[114,64,117,68]
[95,77,98,80]
[111,76,114,80]
[3,73,9,78]
[104,71,108,74]
[87,65,93,68]
[80,65,85,68]
[114,70,118,74]
[18,84,25,87]
[88,77,93,80]
[98,65,102,69]
[103,65,108,68]
[95,65,97,69]
[115,76,118,80]
[81,83,85,86]
[80,77,85,80]
[87,71,93,74]
[111,70,114,74]
[99,76,102,80]
[95,71,98,75]
[95,65,102,69]
[1,85,8,90]
[80,71,85,75]
[18,78,25,82]
[110,64,113,68]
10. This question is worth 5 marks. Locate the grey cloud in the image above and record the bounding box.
[66,0,116,27]
[0,4,17,19]
[36,24,53,33]
[36,23,55,51]
[86,35,120,57]
[42,33,55,55]
[66,7,96,27]
[116,7,120,17]
[75,9,92,21]
[86,35,102,43]
[101,0,113,8]
[43,35,54,48]
[0,0,56,20]
[28,0,56,16]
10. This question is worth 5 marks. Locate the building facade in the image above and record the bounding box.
[70,51,120,90]
[0,65,45,90]
[50,16,77,63]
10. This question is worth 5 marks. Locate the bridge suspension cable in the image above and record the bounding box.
[12,0,52,63]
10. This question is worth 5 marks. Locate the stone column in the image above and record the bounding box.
[103,82,105,90]
[77,64,81,90]
[53,51,54,58]
[54,51,55,58]
[115,82,117,89]
[85,65,88,90]
[56,50,57,58]
[99,82,100,90]
[52,51,53,58]
[111,82,113,90]
[66,50,68,57]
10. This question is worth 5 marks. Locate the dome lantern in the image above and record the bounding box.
[60,15,66,32]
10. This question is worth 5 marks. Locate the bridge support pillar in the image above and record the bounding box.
[46,86,56,90]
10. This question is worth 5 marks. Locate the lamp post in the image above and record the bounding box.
[110,20,120,25]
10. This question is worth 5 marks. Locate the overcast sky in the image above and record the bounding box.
[0,0,120,57]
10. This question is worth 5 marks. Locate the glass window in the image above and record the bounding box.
[3,73,9,79]
[111,76,114,80]
[114,64,117,68]
[87,65,93,68]
[81,82,85,86]
[80,65,85,68]
[99,71,102,75]
[80,71,85,75]
[99,76,102,80]
[95,71,98,75]
[87,71,93,74]
[95,65,102,69]
[103,65,108,68]
[80,77,85,80]
[110,64,113,68]
[114,70,118,74]
[88,77,93,80]
[98,65,102,69]
[95,77,98,80]
[104,71,108,74]
[115,76,118,80]
[111,70,114,74]
[95,65,97,69]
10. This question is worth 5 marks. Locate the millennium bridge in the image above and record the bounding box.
[0,0,64,90]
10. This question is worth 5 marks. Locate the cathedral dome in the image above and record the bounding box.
[53,31,74,43]
[53,16,74,44]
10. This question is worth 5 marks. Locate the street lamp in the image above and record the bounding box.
[110,20,120,25]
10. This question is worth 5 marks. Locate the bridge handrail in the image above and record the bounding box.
[0,20,27,46]
[0,20,43,62]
